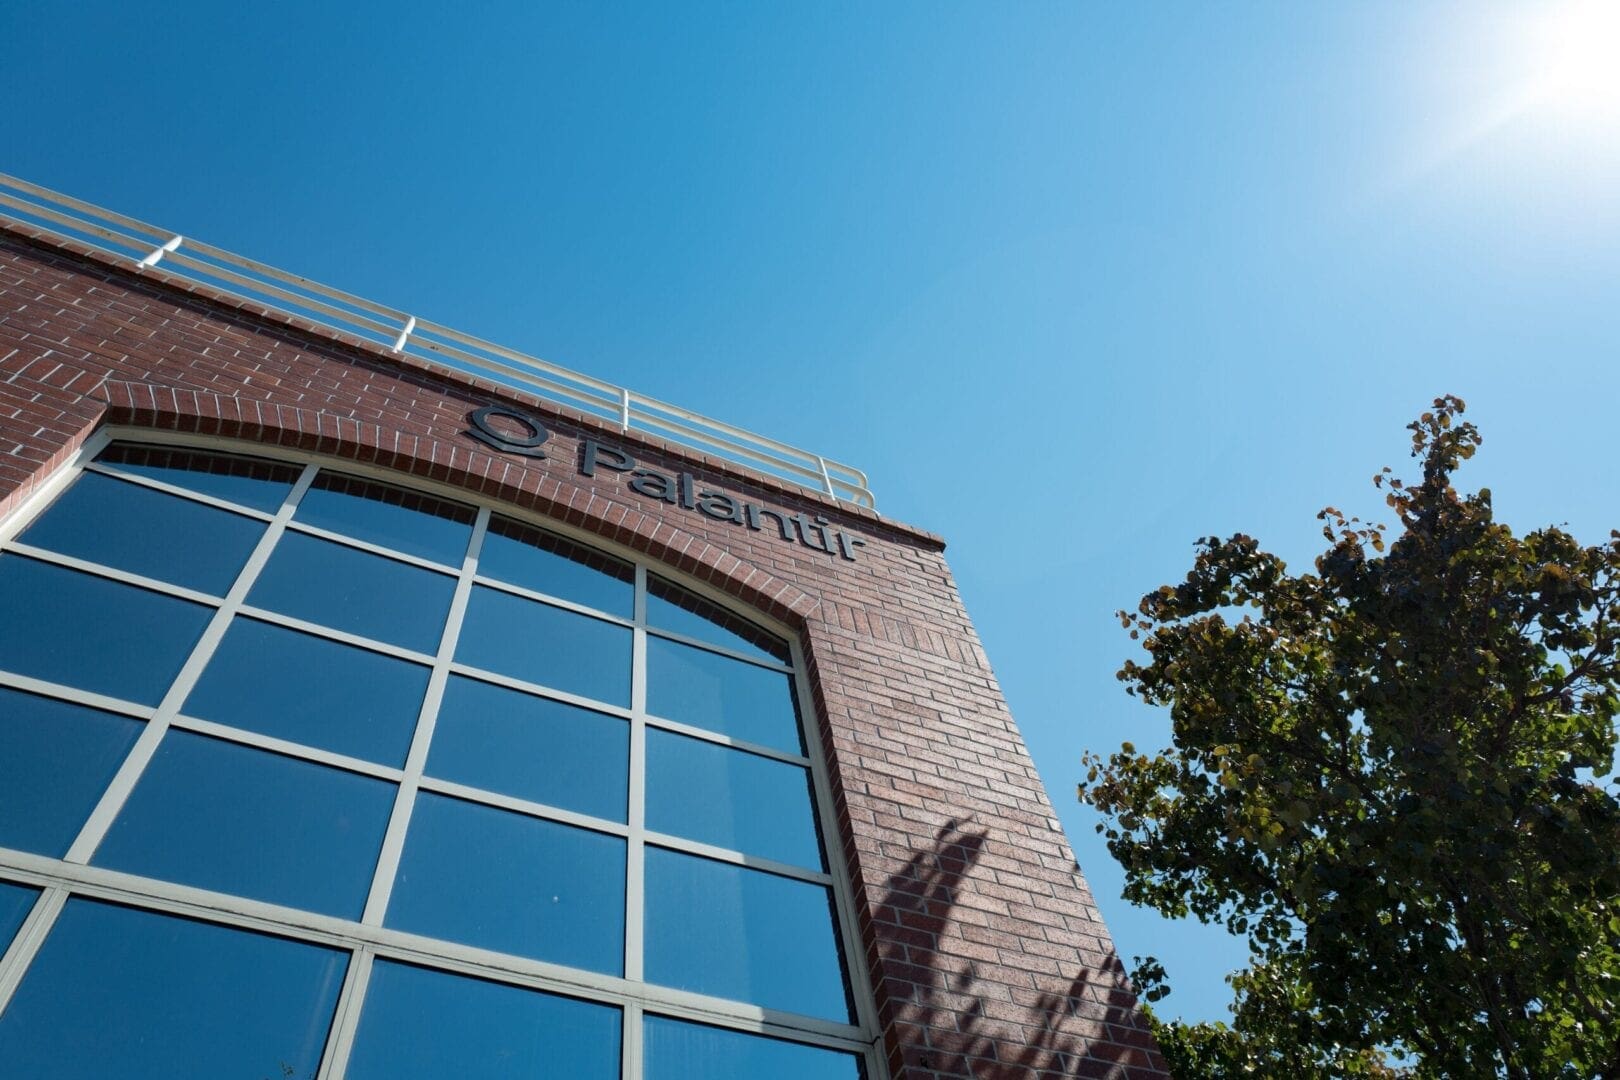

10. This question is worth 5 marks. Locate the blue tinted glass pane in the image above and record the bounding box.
[94,732,395,918]
[18,472,265,594]
[0,883,40,954]
[457,587,631,706]
[645,1017,862,1080]
[647,637,802,753]
[249,531,456,653]
[0,900,346,1080]
[0,555,212,705]
[296,473,475,566]
[479,517,633,618]
[428,676,628,822]
[648,576,788,663]
[97,443,299,514]
[347,961,620,1080]
[645,848,849,1020]
[387,793,624,975]
[647,730,820,869]
[0,688,142,856]
[185,618,429,766]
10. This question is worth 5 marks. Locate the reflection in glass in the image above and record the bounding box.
[346,961,621,1080]
[296,473,475,566]
[0,688,142,856]
[248,531,456,653]
[185,618,430,766]
[429,676,628,822]
[645,848,849,1020]
[480,517,634,618]
[457,587,631,706]
[18,471,265,594]
[0,555,212,705]
[0,900,346,1080]
[647,729,820,868]
[94,732,395,918]
[647,636,802,753]
[645,1016,863,1080]
[387,793,625,975]
[0,882,40,954]
[96,443,300,514]
[648,576,788,663]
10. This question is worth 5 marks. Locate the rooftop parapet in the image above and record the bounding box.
[0,173,875,511]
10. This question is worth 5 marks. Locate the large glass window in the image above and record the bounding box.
[427,675,629,822]
[645,847,850,1020]
[182,618,430,767]
[93,731,396,919]
[386,792,626,974]
[645,1017,863,1080]
[0,688,143,857]
[0,437,873,1078]
[0,555,212,704]
[0,900,347,1080]
[345,961,622,1080]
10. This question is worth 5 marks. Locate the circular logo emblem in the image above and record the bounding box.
[465,406,550,459]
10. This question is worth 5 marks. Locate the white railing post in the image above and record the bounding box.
[619,387,633,433]
[817,456,836,500]
[391,315,417,353]
[139,235,183,269]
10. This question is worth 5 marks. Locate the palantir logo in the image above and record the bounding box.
[465,406,550,459]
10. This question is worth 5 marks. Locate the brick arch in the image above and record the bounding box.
[89,379,822,628]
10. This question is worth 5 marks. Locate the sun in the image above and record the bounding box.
[1401,0,1620,186]
[1527,0,1620,120]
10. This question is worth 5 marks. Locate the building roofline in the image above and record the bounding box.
[0,219,947,551]
[0,174,885,508]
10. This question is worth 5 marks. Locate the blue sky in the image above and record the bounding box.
[6,1,1619,1024]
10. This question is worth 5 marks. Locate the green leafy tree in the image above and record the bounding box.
[1080,397,1620,1078]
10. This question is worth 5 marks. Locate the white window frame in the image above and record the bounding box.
[0,426,888,1080]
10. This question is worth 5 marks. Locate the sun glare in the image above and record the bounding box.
[1389,0,1620,201]
[1530,0,1620,117]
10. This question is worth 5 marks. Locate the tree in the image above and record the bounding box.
[1079,397,1620,1078]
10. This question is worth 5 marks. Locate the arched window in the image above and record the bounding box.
[0,435,877,1079]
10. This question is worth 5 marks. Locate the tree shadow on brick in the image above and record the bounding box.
[871,819,1160,1079]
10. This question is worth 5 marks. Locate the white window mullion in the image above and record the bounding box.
[624,565,648,988]
[0,671,156,721]
[281,518,463,575]
[316,945,374,1080]
[360,507,490,927]
[234,605,438,665]
[81,461,278,522]
[469,572,637,629]
[643,624,794,673]
[443,662,634,719]
[0,542,226,606]
[61,462,321,866]
[621,1000,643,1080]
[167,714,406,783]
[0,885,68,1018]
[414,776,630,839]
[640,713,811,766]
[640,834,831,886]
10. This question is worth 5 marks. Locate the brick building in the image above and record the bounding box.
[0,179,1168,1079]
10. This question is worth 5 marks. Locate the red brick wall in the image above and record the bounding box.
[0,225,1169,1080]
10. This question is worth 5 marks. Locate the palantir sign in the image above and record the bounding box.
[465,406,865,561]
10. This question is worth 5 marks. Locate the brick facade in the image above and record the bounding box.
[0,223,1169,1080]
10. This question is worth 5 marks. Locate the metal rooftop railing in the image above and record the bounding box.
[0,173,876,510]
